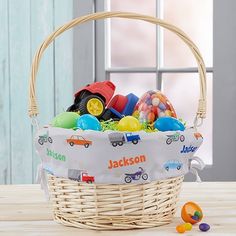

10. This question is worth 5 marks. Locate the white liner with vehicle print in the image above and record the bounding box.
[36,126,204,184]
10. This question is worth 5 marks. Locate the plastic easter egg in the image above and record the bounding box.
[51,112,79,129]
[184,223,192,231]
[117,116,141,132]
[76,114,101,131]
[199,223,210,232]
[194,211,202,218]
[154,117,185,132]
[176,224,186,233]
[181,202,203,224]
[132,90,177,124]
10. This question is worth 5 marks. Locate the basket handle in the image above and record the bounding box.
[29,11,207,125]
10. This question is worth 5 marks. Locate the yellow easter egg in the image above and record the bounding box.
[117,116,141,132]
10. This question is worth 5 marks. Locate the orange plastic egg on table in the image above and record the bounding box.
[176,224,186,233]
[181,202,203,224]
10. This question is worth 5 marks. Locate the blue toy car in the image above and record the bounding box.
[163,160,183,171]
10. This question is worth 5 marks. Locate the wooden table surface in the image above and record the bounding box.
[0,182,236,236]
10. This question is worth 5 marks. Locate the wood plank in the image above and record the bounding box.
[0,182,235,236]
[0,0,11,184]
[0,182,236,235]
[30,0,55,182]
[8,0,32,184]
[0,204,52,221]
[0,219,236,236]
[0,185,49,204]
[54,0,74,115]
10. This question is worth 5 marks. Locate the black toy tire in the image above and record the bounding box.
[84,143,89,148]
[78,95,105,118]
[69,142,74,146]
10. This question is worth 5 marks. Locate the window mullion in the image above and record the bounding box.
[156,0,164,90]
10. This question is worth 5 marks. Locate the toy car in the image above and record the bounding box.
[67,81,116,118]
[163,160,182,171]
[66,135,92,148]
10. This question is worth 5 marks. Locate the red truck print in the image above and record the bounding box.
[81,172,95,183]
[68,169,95,183]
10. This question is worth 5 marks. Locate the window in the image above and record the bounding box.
[103,0,213,164]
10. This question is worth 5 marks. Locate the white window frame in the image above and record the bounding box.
[73,0,236,181]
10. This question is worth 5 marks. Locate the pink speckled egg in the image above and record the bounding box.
[132,90,177,124]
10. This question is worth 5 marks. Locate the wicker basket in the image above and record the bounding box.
[28,12,207,230]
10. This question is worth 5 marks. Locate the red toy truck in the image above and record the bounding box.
[67,81,115,117]
[67,81,139,120]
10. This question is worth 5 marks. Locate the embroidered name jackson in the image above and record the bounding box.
[180,145,198,154]
[108,155,146,169]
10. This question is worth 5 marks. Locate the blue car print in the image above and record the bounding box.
[163,160,182,171]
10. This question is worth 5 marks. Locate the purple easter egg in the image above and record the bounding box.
[199,223,210,232]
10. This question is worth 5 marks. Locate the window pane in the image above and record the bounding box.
[110,73,157,96]
[162,73,212,164]
[109,0,156,67]
[163,0,213,67]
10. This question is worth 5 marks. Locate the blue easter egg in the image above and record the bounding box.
[154,117,185,132]
[76,114,102,131]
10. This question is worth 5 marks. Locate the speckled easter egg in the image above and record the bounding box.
[133,90,177,124]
